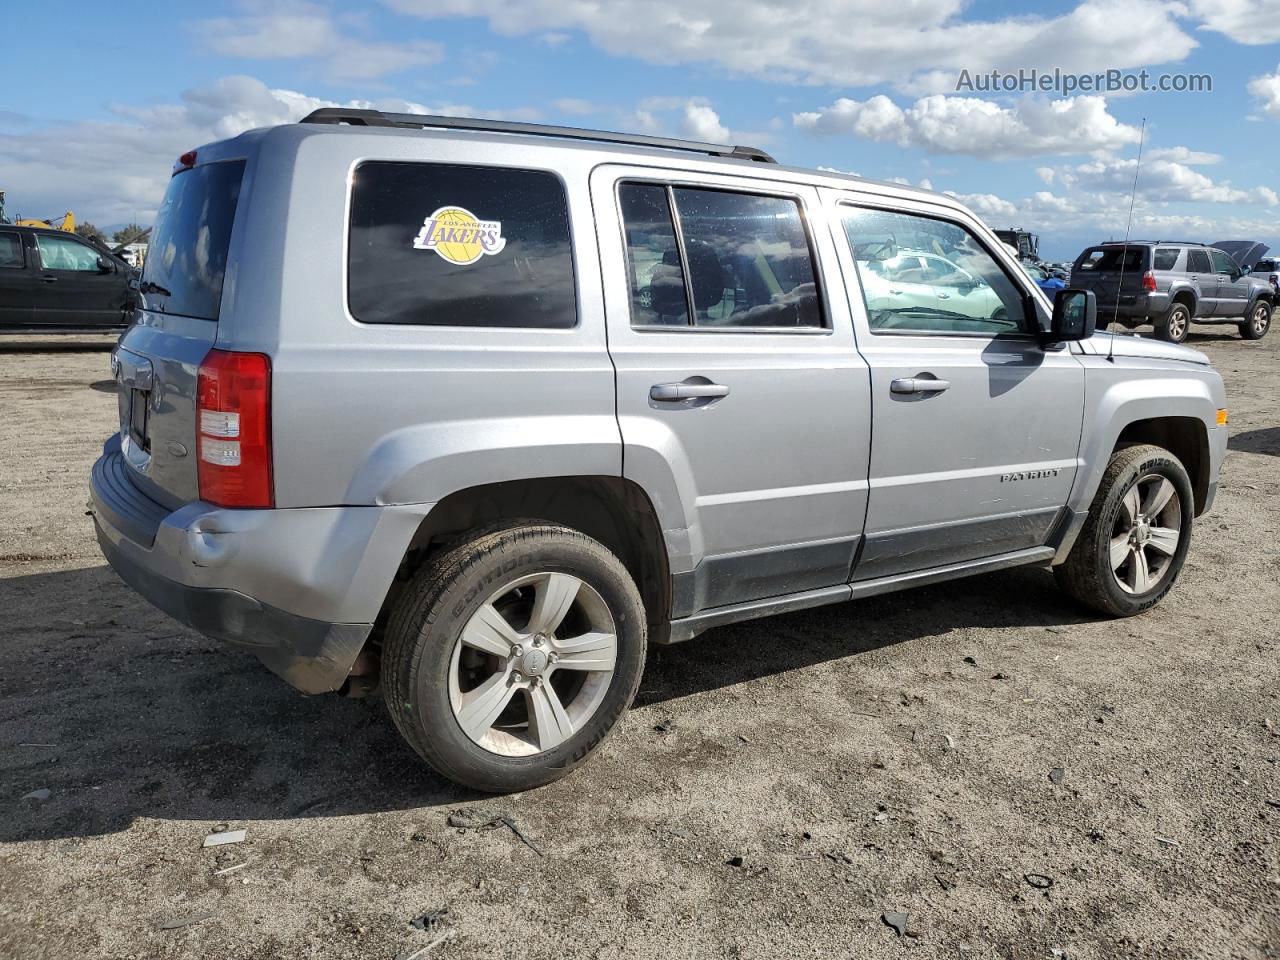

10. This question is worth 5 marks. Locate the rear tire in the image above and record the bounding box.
[382,523,647,793]
[1155,302,1191,343]
[1239,300,1271,340]
[1054,444,1194,617]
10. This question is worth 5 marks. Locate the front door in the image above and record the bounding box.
[1209,248,1248,317]
[826,193,1085,580]
[31,231,125,326]
[591,165,871,616]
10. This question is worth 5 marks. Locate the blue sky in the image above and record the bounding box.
[3,0,1279,260]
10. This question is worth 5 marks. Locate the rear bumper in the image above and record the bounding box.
[90,435,428,693]
[1094,292,1169,319]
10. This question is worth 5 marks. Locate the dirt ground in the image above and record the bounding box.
[1,328,1277,960]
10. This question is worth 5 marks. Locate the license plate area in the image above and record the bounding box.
[127,387,150,453]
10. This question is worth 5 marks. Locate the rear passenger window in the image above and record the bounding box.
[1153,248,1179,271]
[0,232,21,268]
[1187,249,1211,273]
[618,183,824,329]
[349,162,576,328]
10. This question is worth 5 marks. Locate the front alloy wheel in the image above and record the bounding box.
[1240,300,1271,340]
[1055,443,1194,617]
[1108,473,1182,595]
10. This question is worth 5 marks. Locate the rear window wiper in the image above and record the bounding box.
[138,280,172,296]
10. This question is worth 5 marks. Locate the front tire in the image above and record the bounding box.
[382,523,647,792]
[1054,444,1194,617]
[1239,300,1272,340]
[1155,302,1191,343]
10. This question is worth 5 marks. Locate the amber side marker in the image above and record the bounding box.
[1216,409,1228,426]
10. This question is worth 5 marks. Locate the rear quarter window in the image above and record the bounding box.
[0,231,23,268]
[1153,248,1180,271]
[348,162,576,328]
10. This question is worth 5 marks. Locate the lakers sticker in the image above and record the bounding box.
[412,206,506,265]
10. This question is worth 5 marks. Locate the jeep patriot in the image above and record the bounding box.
[91,110,1228,791]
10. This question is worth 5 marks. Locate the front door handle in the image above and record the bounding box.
[40,275,57,283]
[890,377,951,395]
[650,381,730,402]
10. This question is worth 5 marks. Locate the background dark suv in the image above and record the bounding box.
[0,224,134,331]
[1071,241,1273,343]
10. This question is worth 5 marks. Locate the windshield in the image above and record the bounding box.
[141,160,245,320]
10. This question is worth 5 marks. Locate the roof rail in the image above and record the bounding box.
[299,108,777,164]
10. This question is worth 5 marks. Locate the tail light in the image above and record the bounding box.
[1270,274,1277,287]
[1141,271,1157,292]
[173,150,196,176]
[196,349,273,508]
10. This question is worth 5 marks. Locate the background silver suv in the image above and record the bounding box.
[90,111,1228,792]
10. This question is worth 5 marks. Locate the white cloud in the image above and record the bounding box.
[944,191,1019,220]
[0,76,532,226]
[1052,155,1279,205]
[1189,0,1280,44]
[193,2,443,80]
[794,95,1141,157]
[680,103,731,143]
[386,0,1198,92]
[1249,64,1280,117]
[1145,146,1223,165]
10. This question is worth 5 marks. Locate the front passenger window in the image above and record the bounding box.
[842,206,1028,336]
[36,234,102,272]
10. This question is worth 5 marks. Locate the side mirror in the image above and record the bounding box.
[1043,288,1096,344]
[96,257,113,273]
[1240,265,1251,275]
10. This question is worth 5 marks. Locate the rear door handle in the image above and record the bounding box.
[890,377,951,395]
[650,381,730,401]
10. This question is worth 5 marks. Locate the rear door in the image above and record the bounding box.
[1185,248,1216,312]
[829,194,1084,579]
[1209,248,1248,316]
[31,232,126,326]
[592,164,871,614]
[0,230,35,327]
[1070,245,1148,313]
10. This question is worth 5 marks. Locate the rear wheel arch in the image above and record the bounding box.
[378,476,672,636]
[1114,417,1210,515]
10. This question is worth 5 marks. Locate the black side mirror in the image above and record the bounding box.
[1240,265,1251,275]
[96,257,113,273]
[1043,288,1096,344]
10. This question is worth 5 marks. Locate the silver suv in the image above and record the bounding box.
[1071,241,1274,343]
[91,110,1228,792]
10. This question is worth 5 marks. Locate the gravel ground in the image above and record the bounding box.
[1,329,1277,960]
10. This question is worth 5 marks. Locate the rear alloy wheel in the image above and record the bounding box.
[1156,303,1190,343]
[382,523,647,792]
[1239,300,1271,340]
[1055,444,1194,617]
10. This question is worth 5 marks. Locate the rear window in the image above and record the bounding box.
[1153,248,1180,271]
[348,162,576,328]
[142,160,244,321]
[1074,246,1148,272]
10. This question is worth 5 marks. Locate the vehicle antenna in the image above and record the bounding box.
[1108,117,1145,363]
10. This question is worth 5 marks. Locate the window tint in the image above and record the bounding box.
[1153,248,1179,271]
[349,162,575,328]
[1209,249,1237,275]
[842,207,1028,336]
[143,160,244,320]
[1075,246,1147,272]
[0,232,22,268]
[1186,249,1212,273]
[673,188,822,328]
[617,183,823,329]
[36,234,101,272]
[619,183,689,326]
[1256,259,1277,271]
